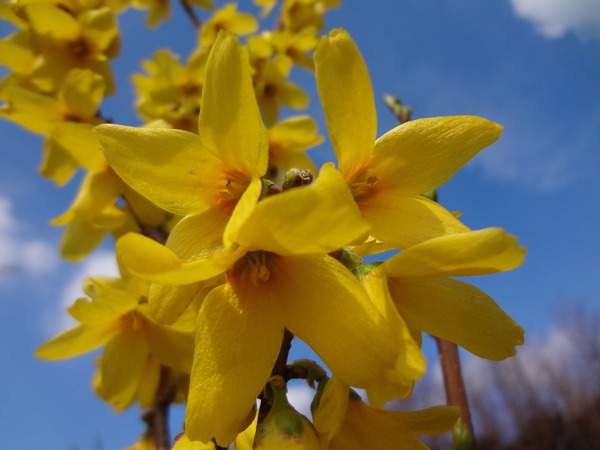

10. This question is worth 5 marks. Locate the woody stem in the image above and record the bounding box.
[257,328,295,424]
[435,337,476,448]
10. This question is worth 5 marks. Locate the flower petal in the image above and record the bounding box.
[372,116,503,194]
[143,320,194,373]
[388,277,524,360]
[186,284,284,445]
[96,124,221,216]
[116,232,240,285]
[272,254,416,395]
[101,332,149,406]
[314,29,376,177]
[237,163,370,255]
[360,190,469,249]
[198,31,268,177]
[383,227,526,279]
[35,323,118,359]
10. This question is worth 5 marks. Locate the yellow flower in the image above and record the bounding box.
[132,0,214,29]
[35,273,195,410]
[199,3,258,47]
[20,2,120,95]
[254,54,309,126]
[281,0,340,32]
[171,433,216,449]
[312,377,460,450]
[266,115,322,178]
[253,376,323,449]
[131,48,209,132]
[376,228,526,360]
[0,68,106,184]
[315,29,504,250]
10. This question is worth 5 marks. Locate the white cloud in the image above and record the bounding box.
[46,250,119,333]
[0,196,59,276]
[509,0,600,39]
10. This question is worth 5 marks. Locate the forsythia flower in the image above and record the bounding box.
[199,3,258,47]
[99,31,427,446]
[312,377,460,450]
[35,273,194,409]
[314,29,503,250]
[371,227,526,360]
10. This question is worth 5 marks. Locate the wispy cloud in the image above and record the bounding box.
[0,196,58,277]
[509,0,600,40]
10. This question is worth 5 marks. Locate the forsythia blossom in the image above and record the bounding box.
[0,1,527,448]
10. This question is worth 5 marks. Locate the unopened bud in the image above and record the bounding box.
[261,178,281,199]
[452,418,476,450]
[352,261,383,280]
[282,168,313,190]
[330,247,362,271]
[254,376,323,449]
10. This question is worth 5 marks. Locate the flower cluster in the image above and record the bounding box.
[1,1,525,448]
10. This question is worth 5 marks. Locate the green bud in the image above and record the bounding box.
[330,247,362,271]
[255,376,323,449]
[282,168,313,190]
[452,418,476,450]
[261,178,281,199]
[352,261,383,280]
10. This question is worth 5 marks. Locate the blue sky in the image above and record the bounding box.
[1,0,599,448]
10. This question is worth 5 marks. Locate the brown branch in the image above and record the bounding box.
[436,337,476,449]
[257,328,294,424]
[179,0,201,29]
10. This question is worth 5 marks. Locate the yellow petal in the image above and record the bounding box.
[360,190,469,249]
[143,321,194,373]
[186,284,284,445]
[101,332,149,407]
[0,39,35,73]
[58,69,105,118]
[237,163,370,255]
[383,227,526,279]
[96,124,221,216]
[389,277,525,360]
[148,276,224,326]
[359,270,426,406]
[198,31,268,177]
[372,116,503,194]
[116,233,238,285]
[51,123,106,172]
[40,138,79,186]
[68,294,137,326]
[312,377,349,445]
[26,3,79,40]
[35,323,118,360]
[329,400,457,449]
[233,414,258,450]
[272,255,414,394]
[223,176,262,248]
[391,405,460,435]
[172,434,216,449]
[314,29,376,177]
[59,219,109,262]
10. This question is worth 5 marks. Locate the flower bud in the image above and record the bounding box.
[282,168,313,190]
[254,376,323,449]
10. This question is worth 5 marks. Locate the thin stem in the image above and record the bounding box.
[179,0,201,29]
[435,337,477,449]
[257,328,294,424]
[151,366,176,450]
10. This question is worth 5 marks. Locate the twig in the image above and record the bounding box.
[257,328,294,424]
[436,337,477,449]
[179,0,201,29]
